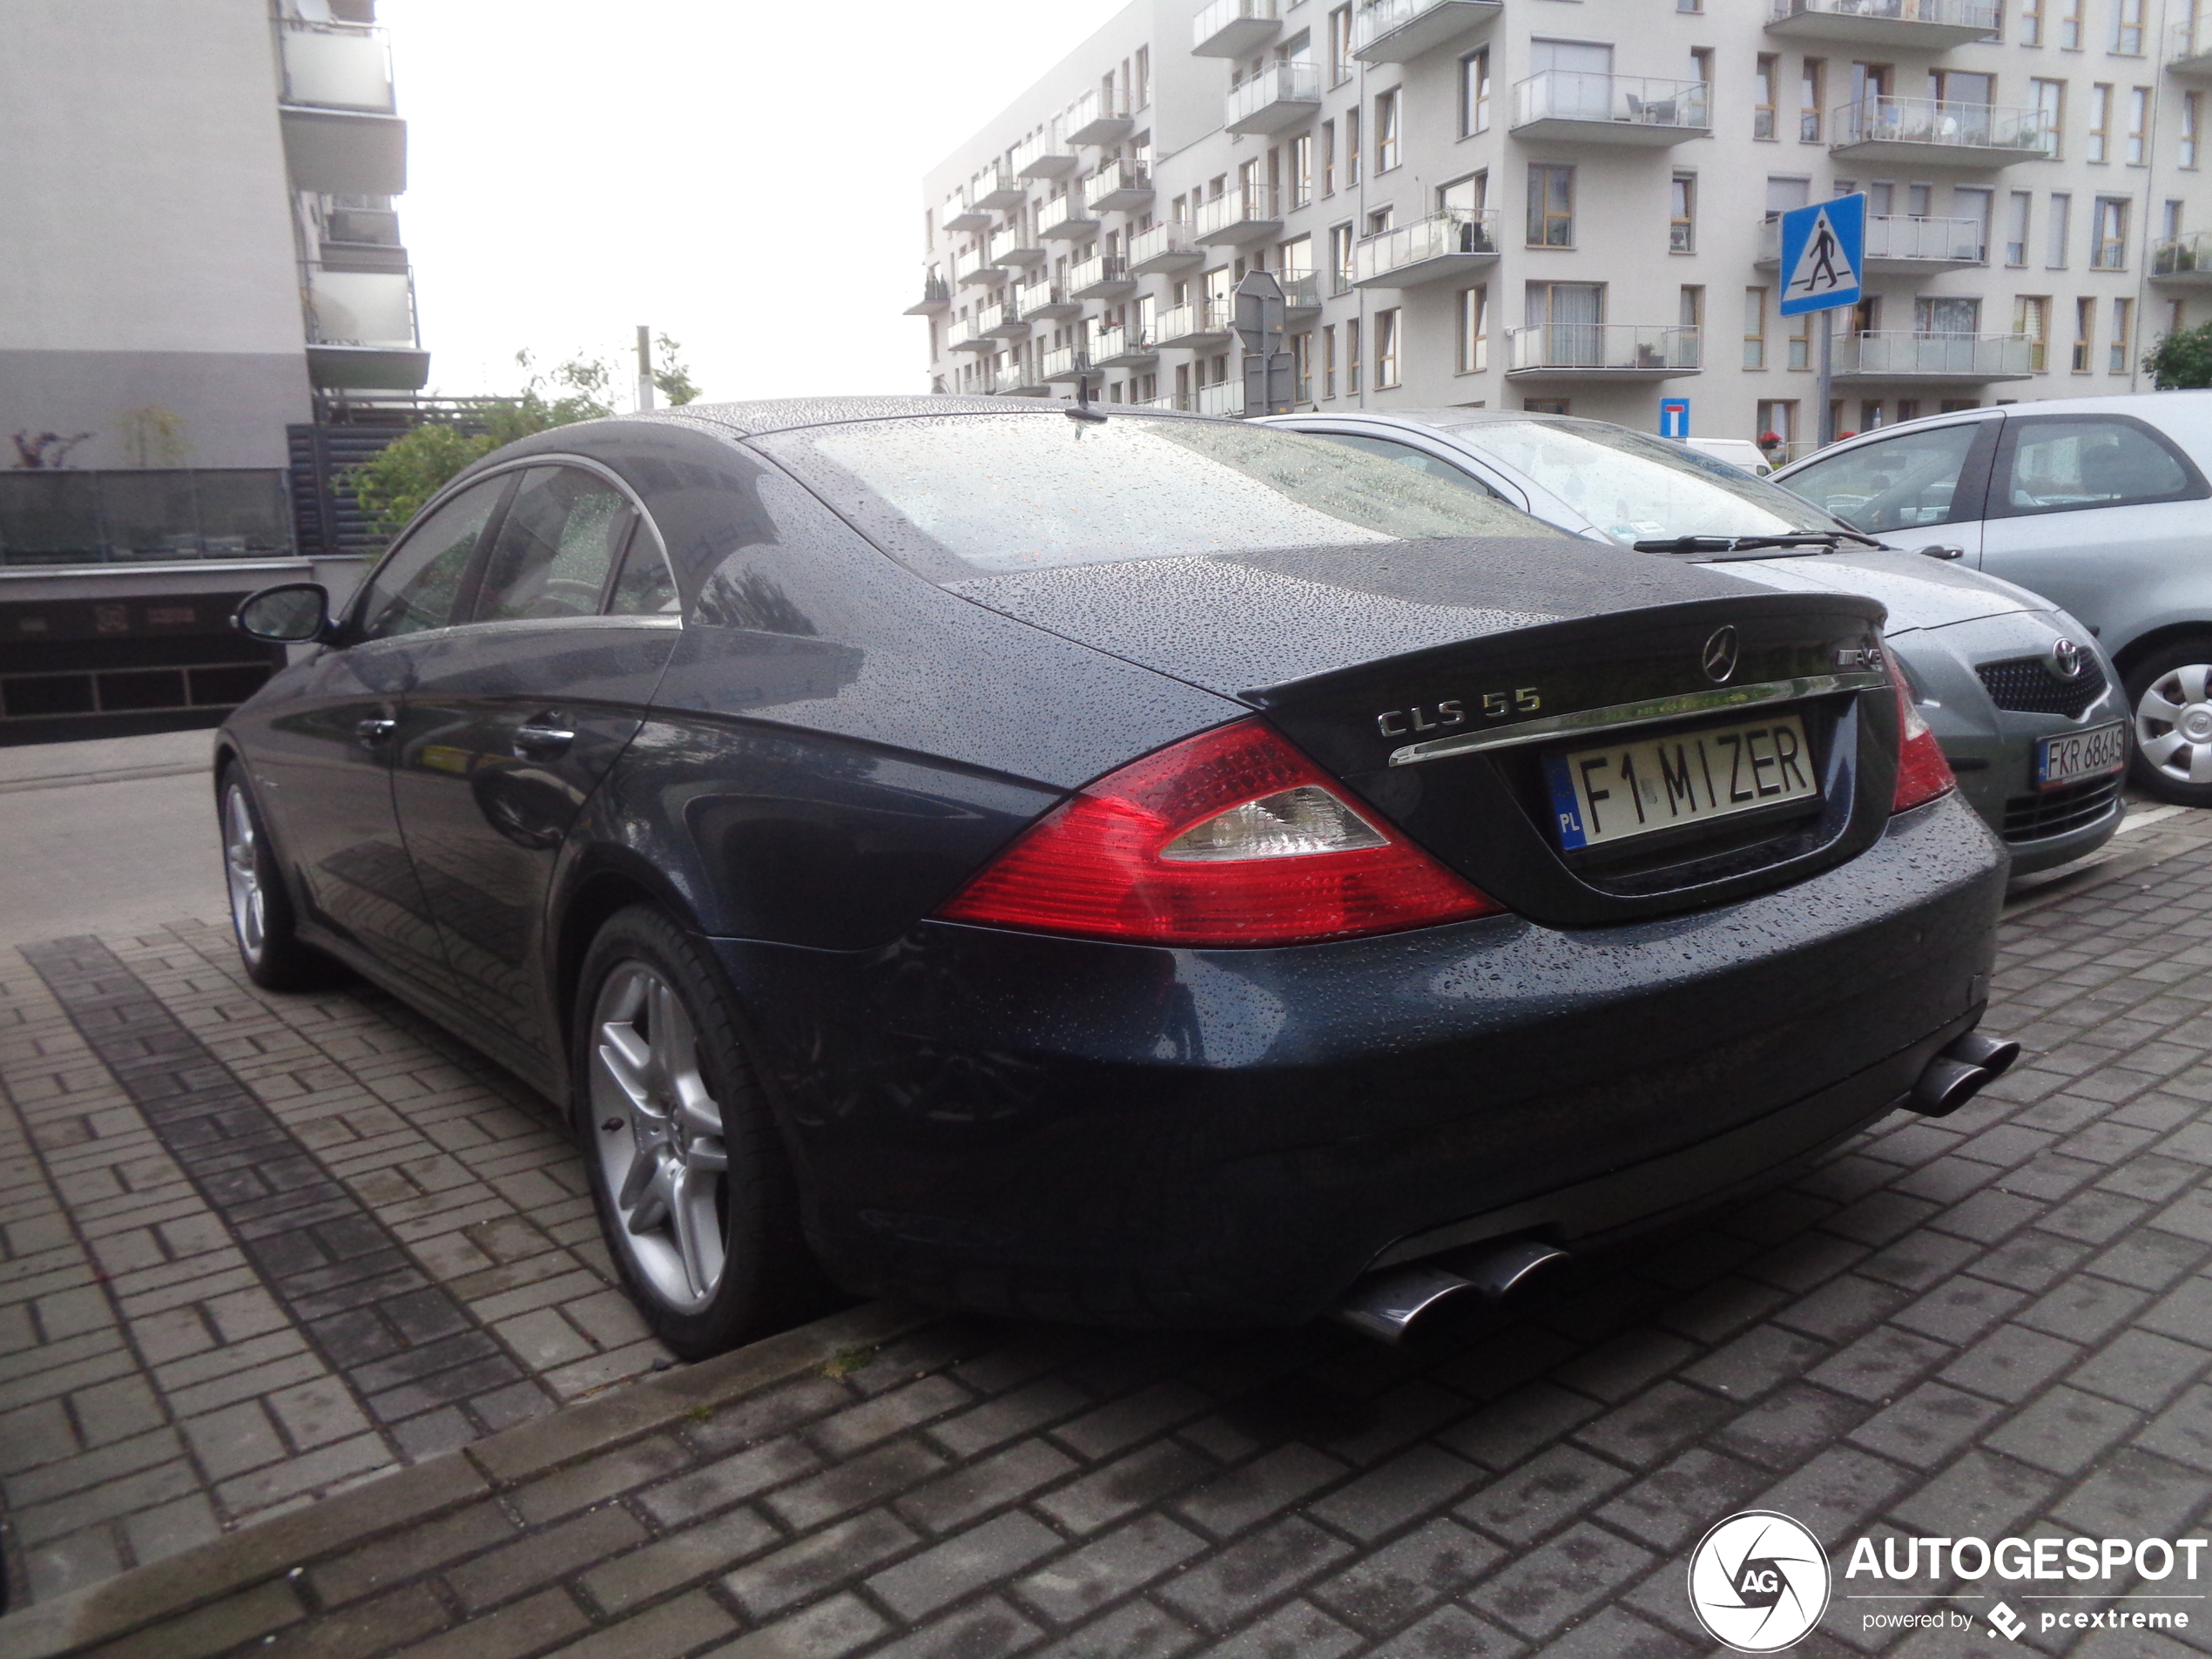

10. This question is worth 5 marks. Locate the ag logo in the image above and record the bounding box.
[1688,1510,1831,1652]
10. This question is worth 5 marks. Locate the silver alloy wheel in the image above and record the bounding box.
[589,961,730,1313]
[223,785,266,963]
[2134,662,2212,788]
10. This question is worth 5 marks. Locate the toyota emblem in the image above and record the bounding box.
[2048,637,2086,680]
[1702,626,1740,685]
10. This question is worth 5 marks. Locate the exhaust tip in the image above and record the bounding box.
[1333,1239,1572,1345]
[1912,1055,1993,1117]
[1944,1032,2020,1078]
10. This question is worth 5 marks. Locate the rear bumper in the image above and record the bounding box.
[711,790,2006,1326]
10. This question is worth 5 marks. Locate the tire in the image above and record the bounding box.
[2126,639,2212,806]
[218,765,344,991]
[573,905,830,1358]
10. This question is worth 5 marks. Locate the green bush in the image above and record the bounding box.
[2143,321,2212,390]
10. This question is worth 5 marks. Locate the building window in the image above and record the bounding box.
[1374,308,1401,387]
[1744,287,1769,368]
[1330,222,1355,292]
[1366,206,1394,237]
[1375,89,1401,172]
[2032,78,2066,156]
[1527,164,1574,246]
[1460,49,1491,136]
[1788,309,1812,370]
[1346,107,1361,185]
[1799,58,1825,142]
[1458,286,1490,373]
[2088,84,2113,161]
[2114,0,2145,53]
[1329,6,1352,85]
[2073,296,2095,368]
[1681,285,1704,344]
[1670,173,1696,252]
[1756,55,1778,138]
[1322,325,1337,398]
[1679,0,1702,10]
[2186,93,2203,167]
[2048,190,2072,265]
[1321,121,1336,195]
[1134,46,1150,110]
[2020,0,2044,45]
[2110,298,2134,371]
[2060,0,2082,48]
[1757,400,1798,454]
[1523,399,1571,415]
[1289,135,1312,208]
[2166,199,2186,243]
[2015,295,2051,369]
[1346,318,1362,393]
[2006,191,2032,265]
[2092,196,2130,266]
[2128,87,2150,165]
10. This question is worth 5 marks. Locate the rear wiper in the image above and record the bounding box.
[1631,530,1885,556]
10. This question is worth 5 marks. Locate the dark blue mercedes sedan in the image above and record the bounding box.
[219,397,2014,1357]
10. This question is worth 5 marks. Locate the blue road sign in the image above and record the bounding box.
[1658,398,1689,439]
[1777,193,1865,317]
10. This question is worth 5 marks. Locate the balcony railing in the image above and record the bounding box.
[945,314,993,354]
[1504,324,1702,374]
[1194,0,1281,56]
[1037,193,1100,239]
[1069,253,1135,297]
[1090,322,1157,365]
[1765,0,2000,39]
[1129,221,1205,272]
[1064,86,1134,145]
[278,19,394,112]
[1016,277,1081,317]
[1192,188,1282,243]
[1013,124,1080,178]
[2170,19,2212,73]
[1227,61,1324,133]
[1040,346,1091,381]
[1351,0,1502,64]
[943,192,991,233]
[1835,331,2034,376]
[1834,96,2054,156]
[1757,212,1984,264]
[1513,72,1710,135]
[1138,382,1248,416]
[304,265,415,347]
[904,275,952,316]
[1156,300,1235,347]
[988,223,1042,266]
[972,162,1026,210]
[977,299,1029,337]
[1352,209,1501,287]
[1084,161,1154,214]
[2152,232,2212,276]
[952,246,1007,287]
[1280,272,1323,316]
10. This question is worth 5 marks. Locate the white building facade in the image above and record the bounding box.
[914,0,2212,453]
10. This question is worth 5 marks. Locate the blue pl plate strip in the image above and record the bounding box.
[1542,753,1590,851]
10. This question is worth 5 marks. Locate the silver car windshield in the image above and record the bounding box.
[1467,419,1844,543]
[779,414,1568,575]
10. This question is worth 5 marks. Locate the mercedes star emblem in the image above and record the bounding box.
[1702,626,1740,685]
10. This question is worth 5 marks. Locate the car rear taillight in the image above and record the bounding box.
[1890,662,1956,813]
[939,718,1505,947]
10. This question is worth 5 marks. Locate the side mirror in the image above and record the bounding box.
[233,583,331,643]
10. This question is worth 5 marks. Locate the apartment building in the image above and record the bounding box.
[0,0,422,740]
[914,0,2212,455]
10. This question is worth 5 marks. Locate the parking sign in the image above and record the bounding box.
[1777,194,1865,317]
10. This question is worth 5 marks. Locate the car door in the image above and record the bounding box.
[1776,417,2000,557]
[1973,410,2212,649]
[246,475,515,996]
[1279,424,1530,508]
[388,462,683,1059]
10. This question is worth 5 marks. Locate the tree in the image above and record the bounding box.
[2143,322,2212,389]
[651,334,702,406]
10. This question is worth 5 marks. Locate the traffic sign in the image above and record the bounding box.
[1658,397,1689,439]
[1777,193,1865,317]
[1235,270,1297,415]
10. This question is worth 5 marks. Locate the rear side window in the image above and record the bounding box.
[471,467,636,623]
[354,478,509,640]
[1993,415,2209,517]
[1298,432,1508,499]
[1781,422,1993,532]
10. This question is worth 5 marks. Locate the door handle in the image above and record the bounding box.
[355,717,396,746]
[1916,544,1965,561]
[512,719,577,759]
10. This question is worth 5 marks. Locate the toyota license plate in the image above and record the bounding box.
[1543,713,1818,852]
[2035,720,2128,790]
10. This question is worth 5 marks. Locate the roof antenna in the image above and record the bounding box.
[1067,368,1106,424]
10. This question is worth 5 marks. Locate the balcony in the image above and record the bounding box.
[978,299,1029,338]
[943,192,992,234]
[1831,97,2054,165]
[1014,125,1080,179]
[2151,233,2212,285]
[997,357,1049,396]
[302,264,427,389]
[1511,73,1710,145]
[1156,300,1235,350]
[1281,272,1323,326]
[952,246,1008,287]
[1085,162,1154,215]
[1228,61,1323,134]
[1017,277,1084,319]
[1755,212,1983,270]
[903,275,952,316]
[945,314,995,354]
[1138,382,1247,416]
[278,19,394,112]
[1503,324,1703,380]
[1065,87,1134,146]
[1194,0,1281,57]
[989,222,1046,267]
[1129,221,1205,273]
[1192,188,1282,246]
[1091,323,1158,369]
[1764,0,2000,48]
[973,163,1027,211]
[1037,192,1101,240]
[1352,210,1501,288]
[280,105,405,195]
[1069,253,1136,300]
[1832,331,2033,380]
[1041,346,1093,382]
[1352,0,1502,64]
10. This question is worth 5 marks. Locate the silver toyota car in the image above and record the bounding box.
[1260,408,2125,875]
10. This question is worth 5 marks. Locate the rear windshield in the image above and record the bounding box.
[1469,419,1843,543]
[756,412,1567,577]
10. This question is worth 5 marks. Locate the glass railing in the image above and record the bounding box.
[911,275,951,309]
[1195,0,1279,50]
[1156,300,1233,343]
[1838,331,2033,374]
[945,314,988,351]
[1513,71,1710,131]
[278,19,394,113]
[988,224,1036,264]
[1353,209,1500,282]
[1196,381,1245,416]
[972,162,1023,206]
[944,192,989,228]
[2171,18,2212,64]
[951,247,1004,284]
[1015,278,1064,314]
[2153,233,2212,273]
[1505,323,1702,371]
[304,266,415,347]
[1228,61,1323,125]
[1128,222,1202,266]
[1757,212,1984,262]
[1192,189,1278,237]
[974,300,1018,334]
[1090,322,1155,360]
[1352,0,1494,54]
[1767,0,2000,26]
[1065,86,1133,138]
[1040,345,1088,380]
[1084,162,1153,213]
[1068,253,1131,292]
[1835,96,2054,153]
[1281,272,1321,307]
[1013,125,1077,175]
[1038,192,1096,232]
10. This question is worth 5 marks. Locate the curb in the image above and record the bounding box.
[0,1301,940,1659]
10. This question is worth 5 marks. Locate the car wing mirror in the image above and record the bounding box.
[1913,544,1966,561]
[233,582,332,643]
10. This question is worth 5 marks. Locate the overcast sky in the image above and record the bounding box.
[376,1,1127,406]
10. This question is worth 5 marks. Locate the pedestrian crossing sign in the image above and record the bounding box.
[1777,193,1865,316]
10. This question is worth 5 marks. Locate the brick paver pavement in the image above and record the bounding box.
[3,807,2212,1657]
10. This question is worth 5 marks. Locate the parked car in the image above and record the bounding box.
[1773,391,2212,805]
[1684,436,1776,476]
[1259,409,2126,874]
[221,398,2010,1355]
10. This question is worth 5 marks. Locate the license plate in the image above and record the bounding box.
[2035,720,2128,790]
[1543,713,1818,851]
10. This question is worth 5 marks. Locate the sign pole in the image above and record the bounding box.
[1817,312,1831,450]
[1775,192,1865,457]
